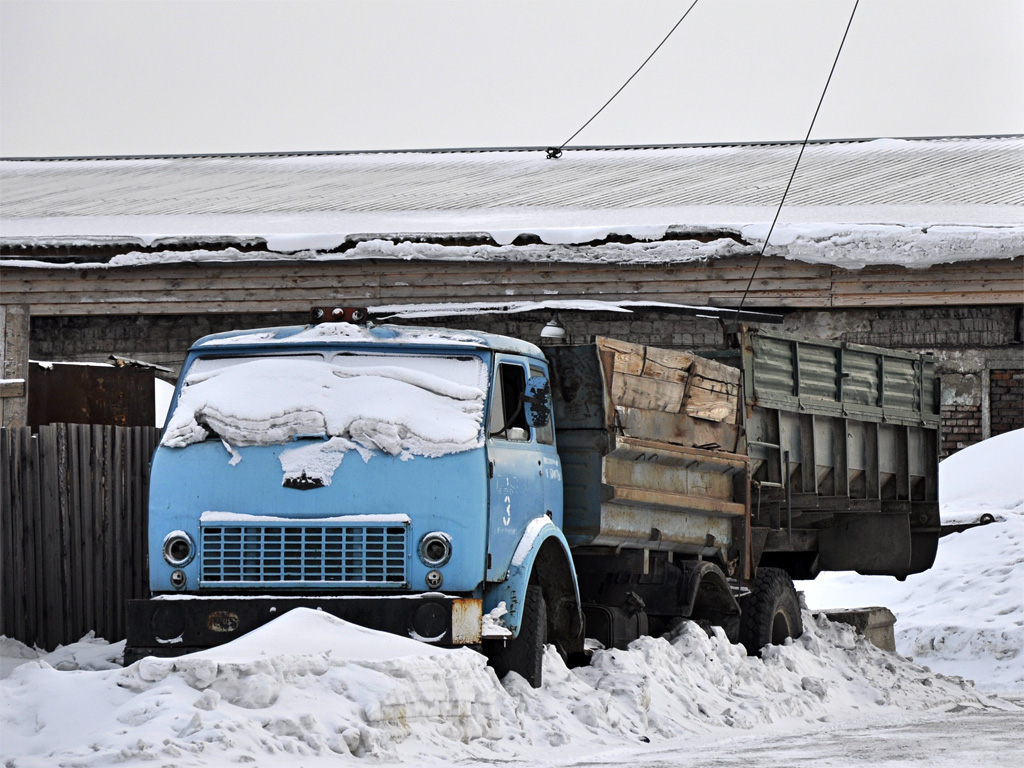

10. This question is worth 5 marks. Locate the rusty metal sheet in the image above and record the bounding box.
[451,598,482,645]
[579,503,734,553]
[27,362,156,428]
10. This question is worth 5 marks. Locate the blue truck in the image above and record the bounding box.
[127,308,941,686]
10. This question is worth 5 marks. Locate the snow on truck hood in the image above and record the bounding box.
[161,353,488,479]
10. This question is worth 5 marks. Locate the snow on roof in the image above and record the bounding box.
[1,138,1021,260]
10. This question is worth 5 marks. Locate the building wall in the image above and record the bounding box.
[29,305,1022,456]
[991,369,1024,436]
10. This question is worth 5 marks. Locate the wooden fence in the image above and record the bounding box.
[1,424,160,649]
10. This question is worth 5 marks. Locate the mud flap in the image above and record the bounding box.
[818,514,911,575]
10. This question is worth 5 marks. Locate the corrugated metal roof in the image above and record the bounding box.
[1,136,1021,244]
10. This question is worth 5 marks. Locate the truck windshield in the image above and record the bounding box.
[161,352,487,459]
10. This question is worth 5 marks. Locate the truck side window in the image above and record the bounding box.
[530,366,554,445]
[490,363,530,441]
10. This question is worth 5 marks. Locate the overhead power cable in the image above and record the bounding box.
[546,0,702,159]
[736,0,861,317]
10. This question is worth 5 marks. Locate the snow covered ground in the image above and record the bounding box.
[800,429,1024,693]
[1,432,1021,766]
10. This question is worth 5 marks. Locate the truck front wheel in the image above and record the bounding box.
[487,584,547,688]
[739,567,803,656]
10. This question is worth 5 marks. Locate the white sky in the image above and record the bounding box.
[1,0,1022,157]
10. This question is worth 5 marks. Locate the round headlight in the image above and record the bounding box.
[163,531,195,567]
[419,532,452,567]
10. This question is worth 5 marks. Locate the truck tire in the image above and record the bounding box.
[488,585,547,688]
[739,567,803,656]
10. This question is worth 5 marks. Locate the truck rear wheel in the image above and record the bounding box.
[739,567,803,656]
[488,584,547,688]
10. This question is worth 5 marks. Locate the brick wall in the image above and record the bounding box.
[400,311,725,352]
[990,369,1024,436]
[940,404,985,456]
[782,306,1020,349]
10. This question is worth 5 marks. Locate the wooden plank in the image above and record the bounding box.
[642,348,695,383]
[610,373,687,413]
[1,305,30,428]
[37,426,62,650]
[15,292,860,316]
[617,407,744,452]
[77,425,95,645]
[831,278,1023,295]
[9,255,1017,298]
[0,273,836,306]
[15,428,31,644]
[607,485,746,518]
[98,425,114,640]
[59,424,82,643]
[128,429,144,606]
[833,259,1022,281]
[0,380,26,397]
[830,291,1024,308]
[0,429,23,641]
[685,358,741,424]
[9,272,1022,316]
[690,356,741,387]
[24,429,42,647]
[0,253,830,284]
[600,338,644,376]
[111,427,125,640]
[132,429,151,603]
[685,385,738,423]
[1,259,833,293]
[127,428,141,606]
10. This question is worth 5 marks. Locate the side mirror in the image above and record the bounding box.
[523,377,551,427]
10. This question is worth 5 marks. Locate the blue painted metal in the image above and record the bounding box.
[199,520,409,587]
[483,518,580,637]
[147,327,583,650]
[148,436,488,594]
[485,355,565,582]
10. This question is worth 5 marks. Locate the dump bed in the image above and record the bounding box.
[735,328,940,577]
[546,328,941,582]
[546,337,752,580]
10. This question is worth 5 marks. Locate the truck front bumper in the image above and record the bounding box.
[125,593,482,663]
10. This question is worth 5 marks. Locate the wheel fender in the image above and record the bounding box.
[483,517,581,639]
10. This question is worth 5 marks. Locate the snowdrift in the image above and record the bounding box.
[1,607,996,767]
[801,429,1024,692]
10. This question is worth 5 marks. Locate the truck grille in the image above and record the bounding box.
[199,522,408,587]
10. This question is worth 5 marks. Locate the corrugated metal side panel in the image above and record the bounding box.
[745,330,938,427]
[922,360,938,415]
[751,336,796,402]
[842,349,880,406]
[881,357,918,413]
[797,344,839,402]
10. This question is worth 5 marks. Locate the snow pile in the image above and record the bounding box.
[1,610,516,766]
[161,356,486,466]
[0,608,994,766]
[801,429,1024,692]
[0,633,125,679]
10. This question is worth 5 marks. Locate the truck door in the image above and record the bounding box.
[486,357,550,581]
[528,363,563,530]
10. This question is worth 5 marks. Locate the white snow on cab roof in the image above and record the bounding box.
[193,322,544,358]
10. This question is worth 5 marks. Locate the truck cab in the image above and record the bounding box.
[127,313,582,684]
